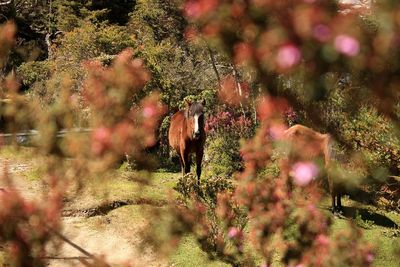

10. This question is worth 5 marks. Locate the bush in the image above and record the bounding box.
[172,173,250,265]
[17,61,52,87]
[204,136,241,177]
[203,110,255,178]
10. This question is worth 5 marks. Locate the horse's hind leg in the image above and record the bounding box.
[183,149,190,175]
[179,154,185,176]
[196,149,204,185]
[337,194,343,213]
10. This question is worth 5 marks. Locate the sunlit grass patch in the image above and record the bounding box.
[0,250,6,266]
[22,167,44,181]
[169,235,230,267]
[103,170,180,202]
[64,170,181,211]
[0,145,37,160]
[328,198,400,267]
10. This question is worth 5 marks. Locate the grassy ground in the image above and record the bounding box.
[329,197,400,267]
[1,146,399,266]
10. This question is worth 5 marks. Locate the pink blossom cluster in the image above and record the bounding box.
[205,111,253,137]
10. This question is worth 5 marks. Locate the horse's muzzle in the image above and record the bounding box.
[194,131,201,139]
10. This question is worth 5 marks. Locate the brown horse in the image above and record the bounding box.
[168,101,206,184]
[282,124,342,213]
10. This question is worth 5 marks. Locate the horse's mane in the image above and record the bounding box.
[185,102,204,118]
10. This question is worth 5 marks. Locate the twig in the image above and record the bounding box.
[0,0,12,6]
[48,228,111,267]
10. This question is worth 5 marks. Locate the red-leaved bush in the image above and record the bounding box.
[0,22,165,265]
[153,0,380,266]
[205,110,252,137]
[0,165,61,267]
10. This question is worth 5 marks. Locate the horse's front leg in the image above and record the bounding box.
[337,194,343,213]
[182,149,190,175]
[178,154,185,176]
[331,194,336,213]
[196,148,204,185]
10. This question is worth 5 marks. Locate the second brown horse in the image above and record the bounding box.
[283,124,343,213]
[168,101,206,184]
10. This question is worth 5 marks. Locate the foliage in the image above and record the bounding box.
[2,0,400,266]
[204,110,254,177]
[0,177,60,267]
[129,0,230,111]
[53,0,134,31]
[160,0,388,265]
[0,20,165,265]
[312,82,400,210]
[354,210,375,229]
[21,21,135,105]
[172,173,250,266]
[16,60,52,87]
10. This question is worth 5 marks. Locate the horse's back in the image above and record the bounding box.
[284,124,330,160]
[168,110,185,152]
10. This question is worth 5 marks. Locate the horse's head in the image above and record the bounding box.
[185,100,205,140]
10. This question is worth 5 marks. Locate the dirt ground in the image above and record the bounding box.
[0,157,166,267]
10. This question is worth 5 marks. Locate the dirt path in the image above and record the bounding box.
[0,158,166,267]
[47,215,162,267]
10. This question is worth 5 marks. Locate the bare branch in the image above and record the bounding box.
[0,0,12,6]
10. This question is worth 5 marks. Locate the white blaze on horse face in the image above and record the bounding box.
[194,114,199,134]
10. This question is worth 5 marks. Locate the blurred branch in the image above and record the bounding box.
[49,228,110,267]
[0,0,12,6]
[205,41,221,89]
[0,128,92,145]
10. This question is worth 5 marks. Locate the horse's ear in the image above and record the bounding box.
[185,99,192,108]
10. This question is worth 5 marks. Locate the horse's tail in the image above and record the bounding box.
[325,133,338,195]
[325,134,335,166]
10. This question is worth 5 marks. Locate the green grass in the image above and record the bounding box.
[0,251,5,266]
[170,235,230,267]
[0,146,44,181]
[0,145,37,160]
[23,167,44,181]
[363,228,399,266]
[1,146,399,267]
[331,218,399,267]
[328,197,400,267]
[87,170,180,202]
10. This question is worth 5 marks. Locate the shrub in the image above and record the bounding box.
[17,61,52,87]
[203,110,254,177]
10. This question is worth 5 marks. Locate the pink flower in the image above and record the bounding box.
[91,127,112,155]
[184,0,218,19]
[228,227,239,238]
[308,204,317,212]
[234,42,253,64]
[316,234,330,246]
[185,1,202,18]
[276,44,302,69]
[313,24,332,42]
[334,34,360,56]
[143,105,156,118]
[260,263,269,267]
[290,162,319,186]
[93,127,111,142]
[366,252,374,263]
[269,124,286,140]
